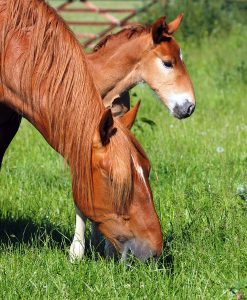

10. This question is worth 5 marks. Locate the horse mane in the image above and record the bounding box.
[0,0,141,213]
[93,24,152,52]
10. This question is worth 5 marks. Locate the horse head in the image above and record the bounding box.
[140,14,196,119]
[85,102,163,260]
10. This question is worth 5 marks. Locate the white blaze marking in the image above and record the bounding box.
[179,48,183,60]
[131,155,145,183]
[155,59,193,115]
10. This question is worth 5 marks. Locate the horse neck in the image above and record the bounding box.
[87,34,151,107]
[0,30,102,213]
[0,6,104,158]
[0,0,107,214]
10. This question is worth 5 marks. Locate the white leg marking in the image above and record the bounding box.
[69,205,87,262]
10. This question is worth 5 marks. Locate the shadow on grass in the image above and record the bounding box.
[0,211,72,250]
[0,211,175,270]
[0,211,106,260]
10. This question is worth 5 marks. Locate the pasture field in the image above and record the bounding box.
[0,9,247,300]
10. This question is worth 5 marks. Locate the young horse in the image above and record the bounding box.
[0,14,195,168]
[0,0,163,260]
[87,14,196,118]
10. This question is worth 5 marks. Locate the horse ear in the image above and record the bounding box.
[167,13,184,35]
[120,100,141,130]
[152,13,184,43]
[152,16,167,44]
[94,109,117,147]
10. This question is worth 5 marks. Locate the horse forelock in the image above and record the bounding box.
[93,24,152,52]
[0,0,104,209]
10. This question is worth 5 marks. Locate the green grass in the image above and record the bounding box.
[1,13,247,300]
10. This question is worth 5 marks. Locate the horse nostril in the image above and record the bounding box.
[187,103,195,116]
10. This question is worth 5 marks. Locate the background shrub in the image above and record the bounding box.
[140,0,247,43]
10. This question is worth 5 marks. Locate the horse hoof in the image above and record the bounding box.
[69,240,85,262]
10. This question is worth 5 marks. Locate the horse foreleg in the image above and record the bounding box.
[69,205,87,262]
[91,222,105,255]
[104,239,117,259]
[91,223,117,259]
[0,104,21,168]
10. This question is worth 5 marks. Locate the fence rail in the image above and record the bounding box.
[49,0,158,49]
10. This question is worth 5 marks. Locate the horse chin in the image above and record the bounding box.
[171,110,185,120]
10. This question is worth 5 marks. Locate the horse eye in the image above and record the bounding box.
[116,235,128,243]
[162,60,173,68]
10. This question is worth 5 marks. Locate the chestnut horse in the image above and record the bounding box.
[0,0,162,260]
[87,13,196,118]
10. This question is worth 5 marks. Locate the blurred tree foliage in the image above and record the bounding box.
[140,0,247,42]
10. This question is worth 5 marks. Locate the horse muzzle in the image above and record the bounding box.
[121,238,162,261]
[173,100,195,119]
